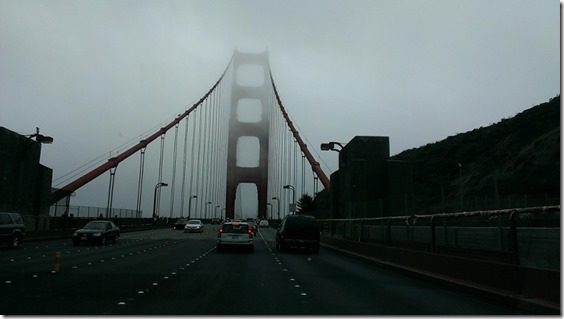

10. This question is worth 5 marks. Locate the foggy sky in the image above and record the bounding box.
[0,0,559,218]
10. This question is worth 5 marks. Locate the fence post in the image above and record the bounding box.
[509,210,520,265]
[386,218,392,246]
[430,216,436,253]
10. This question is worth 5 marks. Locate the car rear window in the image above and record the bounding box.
[0,214,12,225]
[84,222,108,230]
[222,223,249,233]
[12,214,23,224]
[285,218,319,233]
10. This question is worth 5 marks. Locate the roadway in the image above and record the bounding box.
[0,226,525,315]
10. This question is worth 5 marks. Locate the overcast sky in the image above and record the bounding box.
[0,0,559,218]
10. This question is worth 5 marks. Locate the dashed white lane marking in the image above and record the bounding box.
[32,275,38,278]
[118,302,126,305]
[301,292,308,296]
[5,280,12,284]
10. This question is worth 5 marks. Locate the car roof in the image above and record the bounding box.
[286,214,315,219]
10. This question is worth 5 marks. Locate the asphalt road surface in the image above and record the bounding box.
[0,226,524,315]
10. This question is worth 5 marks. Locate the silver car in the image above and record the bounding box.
[216,221,254,252]
[184,219,204,233]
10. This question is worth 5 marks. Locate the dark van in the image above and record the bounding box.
[275,215,320,253]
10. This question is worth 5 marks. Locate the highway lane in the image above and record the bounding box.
[0,226,525,315]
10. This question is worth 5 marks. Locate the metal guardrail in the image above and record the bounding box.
[318,206,560,269]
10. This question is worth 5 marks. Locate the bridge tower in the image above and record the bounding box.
[225,50,270,219]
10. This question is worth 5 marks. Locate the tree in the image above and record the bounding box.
[296,194,316,214]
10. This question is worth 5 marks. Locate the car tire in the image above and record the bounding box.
[10,235,21,249]
[216,244,222,252]
[248,245,254,253]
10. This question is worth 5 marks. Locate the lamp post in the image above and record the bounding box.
[206,201,212,221]
[320,141,344,152]
[188,195,197,219]
[266,203,272,220]
[283,185,296,214]
[271,197,280,220]
[458,163,463,211]
[152,182,168,219]
[28,127,54,144]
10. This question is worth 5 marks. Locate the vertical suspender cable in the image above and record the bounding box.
[202,96,211,219]
[169,123,180,218]
[213,86,221,209]
[179,117,190,218]
[106,165,117,218]
[206,92,214,218]
[188,109,198,218]
[268,92,273,205]
[208,89,217,216]
[301,154,305,197]
[136,148,146,218]
[293,141,301,198]
[194,106,203,218]
[156,134,166,217]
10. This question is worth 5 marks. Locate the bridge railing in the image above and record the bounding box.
[318,206,560,270]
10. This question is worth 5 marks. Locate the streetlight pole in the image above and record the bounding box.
[152,182,168,219]
[283,185,296,214]
[188,195,197,219]
[206,201,212,221]
[458,163,463,211]
[271,197,280,220]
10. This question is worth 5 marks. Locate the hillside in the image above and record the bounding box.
[392,96,560,213]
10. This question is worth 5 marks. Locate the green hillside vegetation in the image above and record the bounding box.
[392,96,560,214]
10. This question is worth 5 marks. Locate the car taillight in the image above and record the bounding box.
[248,228,253,238]
[217,228,223,237]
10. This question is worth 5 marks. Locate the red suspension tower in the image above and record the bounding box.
[225,50,270,219]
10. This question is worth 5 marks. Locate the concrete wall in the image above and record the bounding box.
[330,136,413,218]
[0,127,53,230]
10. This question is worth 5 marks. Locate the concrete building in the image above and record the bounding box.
[0,127,52,230]
[330,136,413,219]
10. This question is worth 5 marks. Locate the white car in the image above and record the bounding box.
[184,219,204,233]
[216,221,254,252]
[258,219,269,228]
